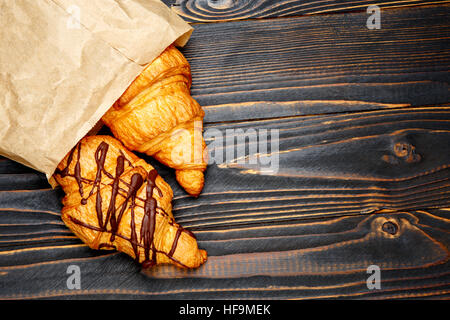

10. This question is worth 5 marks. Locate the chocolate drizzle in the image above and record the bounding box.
[141,169,158,268]
[168,228,183,258]
[55,140,193,268]
[128,173,144,261]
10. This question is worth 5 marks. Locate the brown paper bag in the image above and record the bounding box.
[0,0,193,184]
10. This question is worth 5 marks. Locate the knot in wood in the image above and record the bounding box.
[393,142,411,158]
[382,221,399,235]
[208,0,235,9]
[394,142,421,163]
[383,142,422,164]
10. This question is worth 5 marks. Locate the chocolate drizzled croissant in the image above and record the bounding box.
[53,135,207,269]
[102,45,208,197]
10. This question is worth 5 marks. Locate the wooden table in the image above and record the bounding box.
[0,0,449,299]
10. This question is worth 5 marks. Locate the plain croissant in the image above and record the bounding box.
[53,135,207,269]
[102,45,207,197]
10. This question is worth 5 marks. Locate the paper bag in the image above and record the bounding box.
[0,0,193,183]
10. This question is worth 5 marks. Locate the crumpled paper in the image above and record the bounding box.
[0,0,193,183]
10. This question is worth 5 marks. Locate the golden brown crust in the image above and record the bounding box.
[102,45,207,197]
[53,135,207,269]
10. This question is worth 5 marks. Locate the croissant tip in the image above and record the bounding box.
[200,249,208,265]
[189,249,207,269]
[175,169,205,197]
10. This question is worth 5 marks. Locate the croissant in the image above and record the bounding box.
[102,45,207,197]
[53,135,207,269]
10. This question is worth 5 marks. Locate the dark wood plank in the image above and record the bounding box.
[0,3,449,300]
[166,106,450,231]
[0,208,448,299]
[2,106,448,229]
[163,0,450,23]
[178,4,450,122]
[0,105,448,299]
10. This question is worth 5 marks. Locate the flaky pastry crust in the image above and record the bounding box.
[53,135,207,269]
[102,45,207,197]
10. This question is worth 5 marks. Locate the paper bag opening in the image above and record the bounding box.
[0,0,193,186]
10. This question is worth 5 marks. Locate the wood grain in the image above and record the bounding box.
[162,0,450,23]
[166,106,449,229]
[178,5,450,122]
[0,208,448,299]
[2,106,448,230]
[0,3,448,299]
[0,104,448,298]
